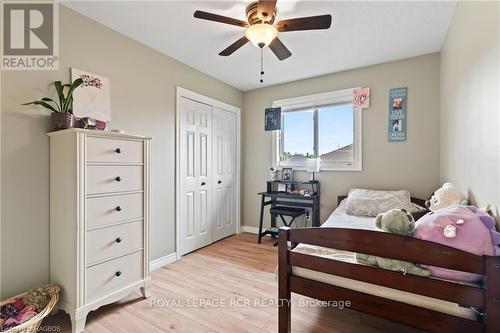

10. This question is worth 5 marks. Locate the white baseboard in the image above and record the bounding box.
[242,225,260,234]
[150,253,177,271]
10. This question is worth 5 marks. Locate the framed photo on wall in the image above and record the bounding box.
[281,167,293,181]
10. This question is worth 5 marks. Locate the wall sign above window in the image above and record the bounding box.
[353,87,370,109]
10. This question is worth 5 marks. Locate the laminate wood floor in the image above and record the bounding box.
[42,233,423,333]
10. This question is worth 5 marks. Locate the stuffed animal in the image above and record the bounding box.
[22,284,60,312]
[356,209,431,277]
[413,205,500,282]
[426,183,467,211]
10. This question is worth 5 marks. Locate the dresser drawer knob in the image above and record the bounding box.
[115,237,122,243]
[115,176,122,182]
[115,206,122,212]
[115,271,122,277]
[114,148,122,154]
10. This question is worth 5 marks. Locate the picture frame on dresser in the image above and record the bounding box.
[47,129,151,333]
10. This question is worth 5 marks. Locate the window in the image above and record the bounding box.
[281,109,315,160]
[273,88,362,171]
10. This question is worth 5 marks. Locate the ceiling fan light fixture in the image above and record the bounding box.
[245,23,278,48]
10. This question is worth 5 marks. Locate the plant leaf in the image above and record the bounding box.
[60,84,71,112]
[62,78,83,113]
[54,81,64,110]
[41,97,61,112]
[67,95,74,114]
[22,100,58,112]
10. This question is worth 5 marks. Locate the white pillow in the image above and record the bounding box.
[345,189,412,217]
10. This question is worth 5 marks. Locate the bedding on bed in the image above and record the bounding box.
[345,189,412,217]
[292,199,426,262]
[291,199,479,320]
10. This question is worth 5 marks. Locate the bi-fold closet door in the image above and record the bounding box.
[212,107,237,242]
[179,97,236,256]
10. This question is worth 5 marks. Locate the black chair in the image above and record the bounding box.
[270,206,306,227]
[264,206,306,246]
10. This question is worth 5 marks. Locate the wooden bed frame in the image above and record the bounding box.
[278,196,500,333]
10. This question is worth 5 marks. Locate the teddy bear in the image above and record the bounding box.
[356,209,430,277]
[413,205,500,282]
[426,183,467,211]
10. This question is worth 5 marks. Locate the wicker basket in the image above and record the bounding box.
[0,288,60,333]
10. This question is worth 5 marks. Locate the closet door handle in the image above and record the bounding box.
[218,180,222,184]
[201,182,206,186]
[114,148,122,154]
[115,176,122,182]
[115,271,122,277]
[115,206,122,212]
[115,237,122,243]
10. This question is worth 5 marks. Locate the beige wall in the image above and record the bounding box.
[242,54,441,228]
[0,7,243,297]
[440,1,500,219]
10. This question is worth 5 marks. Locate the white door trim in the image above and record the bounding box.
[175,87,241,260]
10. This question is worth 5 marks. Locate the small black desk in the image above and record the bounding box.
[257,181,320,243]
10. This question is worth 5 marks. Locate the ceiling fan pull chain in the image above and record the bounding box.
[260,47,264,83]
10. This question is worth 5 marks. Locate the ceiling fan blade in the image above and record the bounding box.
[194,10,248,28]
[269,37,292,61]
[276,15,332,32]
[219,36,249,56]
[257,0,277,22]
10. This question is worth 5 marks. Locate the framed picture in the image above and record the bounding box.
[71,68,111,122]
[281,167,293,181]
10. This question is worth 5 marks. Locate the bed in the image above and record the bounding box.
[278,196,500,333]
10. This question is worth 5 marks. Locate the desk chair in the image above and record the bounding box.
[263,206,306,246]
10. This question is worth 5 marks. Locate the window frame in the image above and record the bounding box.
[272,88,363,172]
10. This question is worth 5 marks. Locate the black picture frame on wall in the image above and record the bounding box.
[265,107,281,131]
[281,167,293,181]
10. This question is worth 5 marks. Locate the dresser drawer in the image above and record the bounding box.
[86,221,143,266]
[87,165,143,195]
[86,193,143,229]
[87,137,143,164]
[86,251,143,303]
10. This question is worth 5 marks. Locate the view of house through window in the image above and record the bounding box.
[280,103,354,167]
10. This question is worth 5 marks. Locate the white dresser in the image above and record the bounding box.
[48,129,151,333]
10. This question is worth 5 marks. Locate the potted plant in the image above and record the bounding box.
[23,78,83,130]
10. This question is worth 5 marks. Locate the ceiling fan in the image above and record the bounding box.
[193,0,332,62]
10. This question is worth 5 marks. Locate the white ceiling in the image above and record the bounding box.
[62,1,456,91]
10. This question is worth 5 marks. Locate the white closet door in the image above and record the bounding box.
[212,107,237,241]
[179,97,212,255]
